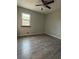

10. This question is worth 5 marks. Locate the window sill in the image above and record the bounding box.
[21,26,32,27]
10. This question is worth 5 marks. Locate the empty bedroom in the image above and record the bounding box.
[17,0,61,59]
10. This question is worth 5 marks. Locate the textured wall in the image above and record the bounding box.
[17,6,45,36]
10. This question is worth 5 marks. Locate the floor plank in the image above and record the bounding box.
[17,35,61,59]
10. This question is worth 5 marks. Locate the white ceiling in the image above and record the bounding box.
[17,0,61,14]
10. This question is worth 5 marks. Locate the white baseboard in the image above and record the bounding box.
[44,33,61,39]
[17,33,61,39]
[17,33,44,37]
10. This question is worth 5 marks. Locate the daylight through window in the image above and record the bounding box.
[22,13,31,26]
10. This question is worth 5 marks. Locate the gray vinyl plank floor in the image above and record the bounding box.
[17,35,61,59]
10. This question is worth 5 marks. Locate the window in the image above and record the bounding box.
[22,13,31,26]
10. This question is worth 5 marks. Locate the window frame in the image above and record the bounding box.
[21,13,31,27]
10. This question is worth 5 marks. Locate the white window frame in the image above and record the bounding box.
[21,13,31,26]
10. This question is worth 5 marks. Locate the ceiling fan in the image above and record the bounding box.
[36,0,54,10]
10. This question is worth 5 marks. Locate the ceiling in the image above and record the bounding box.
[17,0,61,14]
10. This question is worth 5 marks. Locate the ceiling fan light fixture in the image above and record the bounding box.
[41,7,43,10]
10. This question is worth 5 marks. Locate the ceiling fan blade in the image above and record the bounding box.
[36,4,43,6]
[45,5,51,9]
[36,5,41,6]
[41,0,45,3]
[47,0,54,4]
[41,0,47,5]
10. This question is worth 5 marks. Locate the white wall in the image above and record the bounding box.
[45,10,61,39]
[17,6,45,36]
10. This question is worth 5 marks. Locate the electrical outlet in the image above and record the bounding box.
[27,32,29,34]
